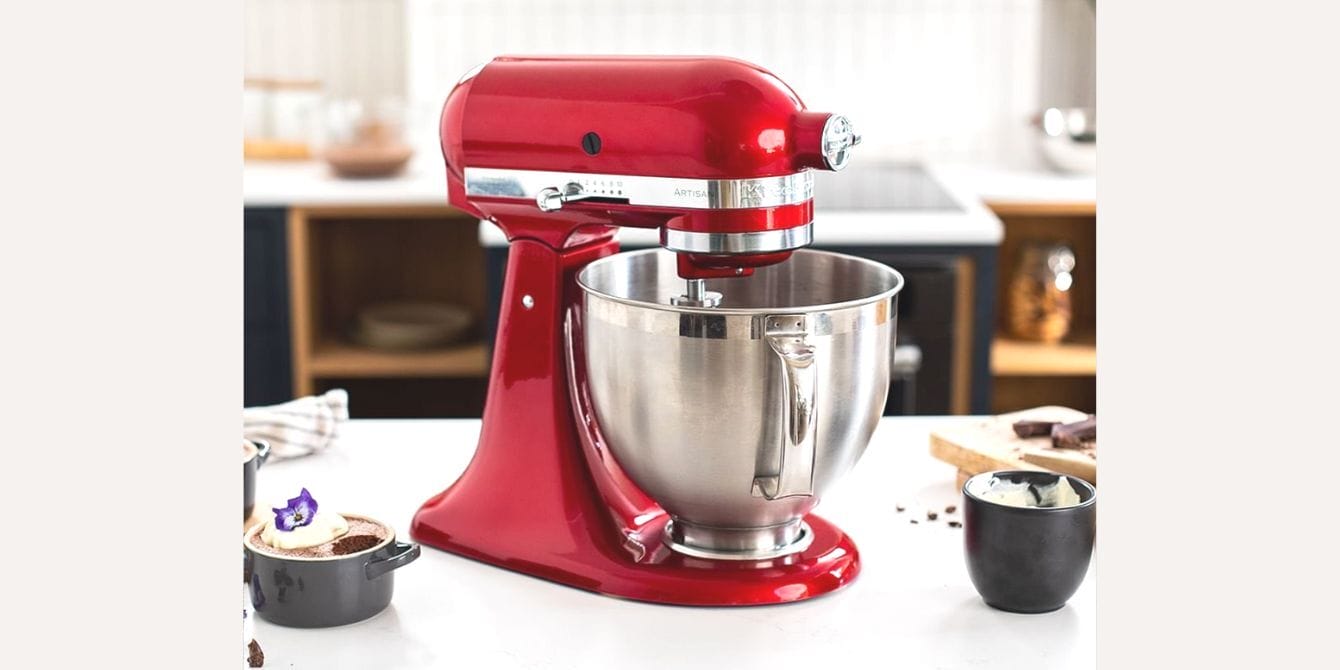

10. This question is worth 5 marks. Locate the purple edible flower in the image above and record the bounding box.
[272,488,319,532]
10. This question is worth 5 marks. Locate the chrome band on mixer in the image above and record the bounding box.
[664,520,815,561]
[464,167,814,210]
[660,225,813,254]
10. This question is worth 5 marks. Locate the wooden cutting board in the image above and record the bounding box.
[930,406,1097,489]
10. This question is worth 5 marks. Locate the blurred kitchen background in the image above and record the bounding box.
[243,0,1096,418]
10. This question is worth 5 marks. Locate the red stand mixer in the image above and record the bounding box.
[412,56,901,605]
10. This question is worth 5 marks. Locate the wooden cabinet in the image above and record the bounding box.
[245,198,1091,417]
[986,201,1096,413]
[284,205,490,417]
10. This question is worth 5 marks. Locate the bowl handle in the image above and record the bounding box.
[753,314,818,500]
[365,540,421,580]
[253,440,272,468]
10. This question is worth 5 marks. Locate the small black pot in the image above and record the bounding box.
[243,439,271,521]
[243,515,421,628]
[963,470,1096,613]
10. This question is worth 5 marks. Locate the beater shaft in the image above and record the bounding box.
[671,278,722,307]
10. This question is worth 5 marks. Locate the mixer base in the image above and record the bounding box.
[414,501,860,606]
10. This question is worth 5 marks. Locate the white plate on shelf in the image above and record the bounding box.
[352,302,472,351]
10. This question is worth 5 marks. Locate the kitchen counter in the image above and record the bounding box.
[249,416,1095,669]
[243,158,1094,245]
[934,163,1096,206]
[243,157,450,207]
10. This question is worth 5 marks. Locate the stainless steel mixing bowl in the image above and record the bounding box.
[574,248,903,559]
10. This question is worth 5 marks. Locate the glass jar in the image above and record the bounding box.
[1007,242,1075,343]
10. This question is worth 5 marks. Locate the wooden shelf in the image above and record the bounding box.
[991,334,1096,377]
[985,200,1096,218]
[308,339,489,378]
[286,206,491,402]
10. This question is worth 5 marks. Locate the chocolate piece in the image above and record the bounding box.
[1013,419,1059,438]
[247,639,264,668]
[927,511,938,521]
[948,521,962,528]
[332,534,381,556]
[944,505,957,514]
[1052,416,1097,450]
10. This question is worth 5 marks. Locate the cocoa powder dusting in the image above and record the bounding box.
[332,534,381,555]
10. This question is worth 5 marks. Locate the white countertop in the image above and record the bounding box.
[243,156,450,208]
[933,163,1096,205]
[250,416,1094,669]
[243,158,1095,246]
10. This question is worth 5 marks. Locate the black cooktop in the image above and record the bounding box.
[813,162,962,212]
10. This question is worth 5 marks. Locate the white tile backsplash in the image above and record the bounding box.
[244,0,407,103]
[244,0,1095,165]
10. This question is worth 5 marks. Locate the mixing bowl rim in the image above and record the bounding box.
[577,248,904,315]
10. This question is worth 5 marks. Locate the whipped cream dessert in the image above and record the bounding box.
[975,475,1082,508]
[250,513,390,558]
[248,488,391,558]
[260,509,350,550]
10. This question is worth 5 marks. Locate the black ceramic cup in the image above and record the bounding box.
[962,470,1096,613]
[243,514,421,628]
[243,439,272,522]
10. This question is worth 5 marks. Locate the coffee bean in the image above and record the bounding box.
[948,521,962,528]
[927,511,938,521]
[944,505,957,514]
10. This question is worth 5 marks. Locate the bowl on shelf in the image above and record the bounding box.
[351,301,472,351]
[321,100,414,178]
[1034,107,1096,175]
[323,142,413,178]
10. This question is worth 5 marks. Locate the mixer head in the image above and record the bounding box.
[439,55,860,293]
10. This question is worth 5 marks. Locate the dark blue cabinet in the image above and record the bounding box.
[243,207,293,406]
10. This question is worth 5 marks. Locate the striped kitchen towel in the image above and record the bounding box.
[242,389,348,461]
